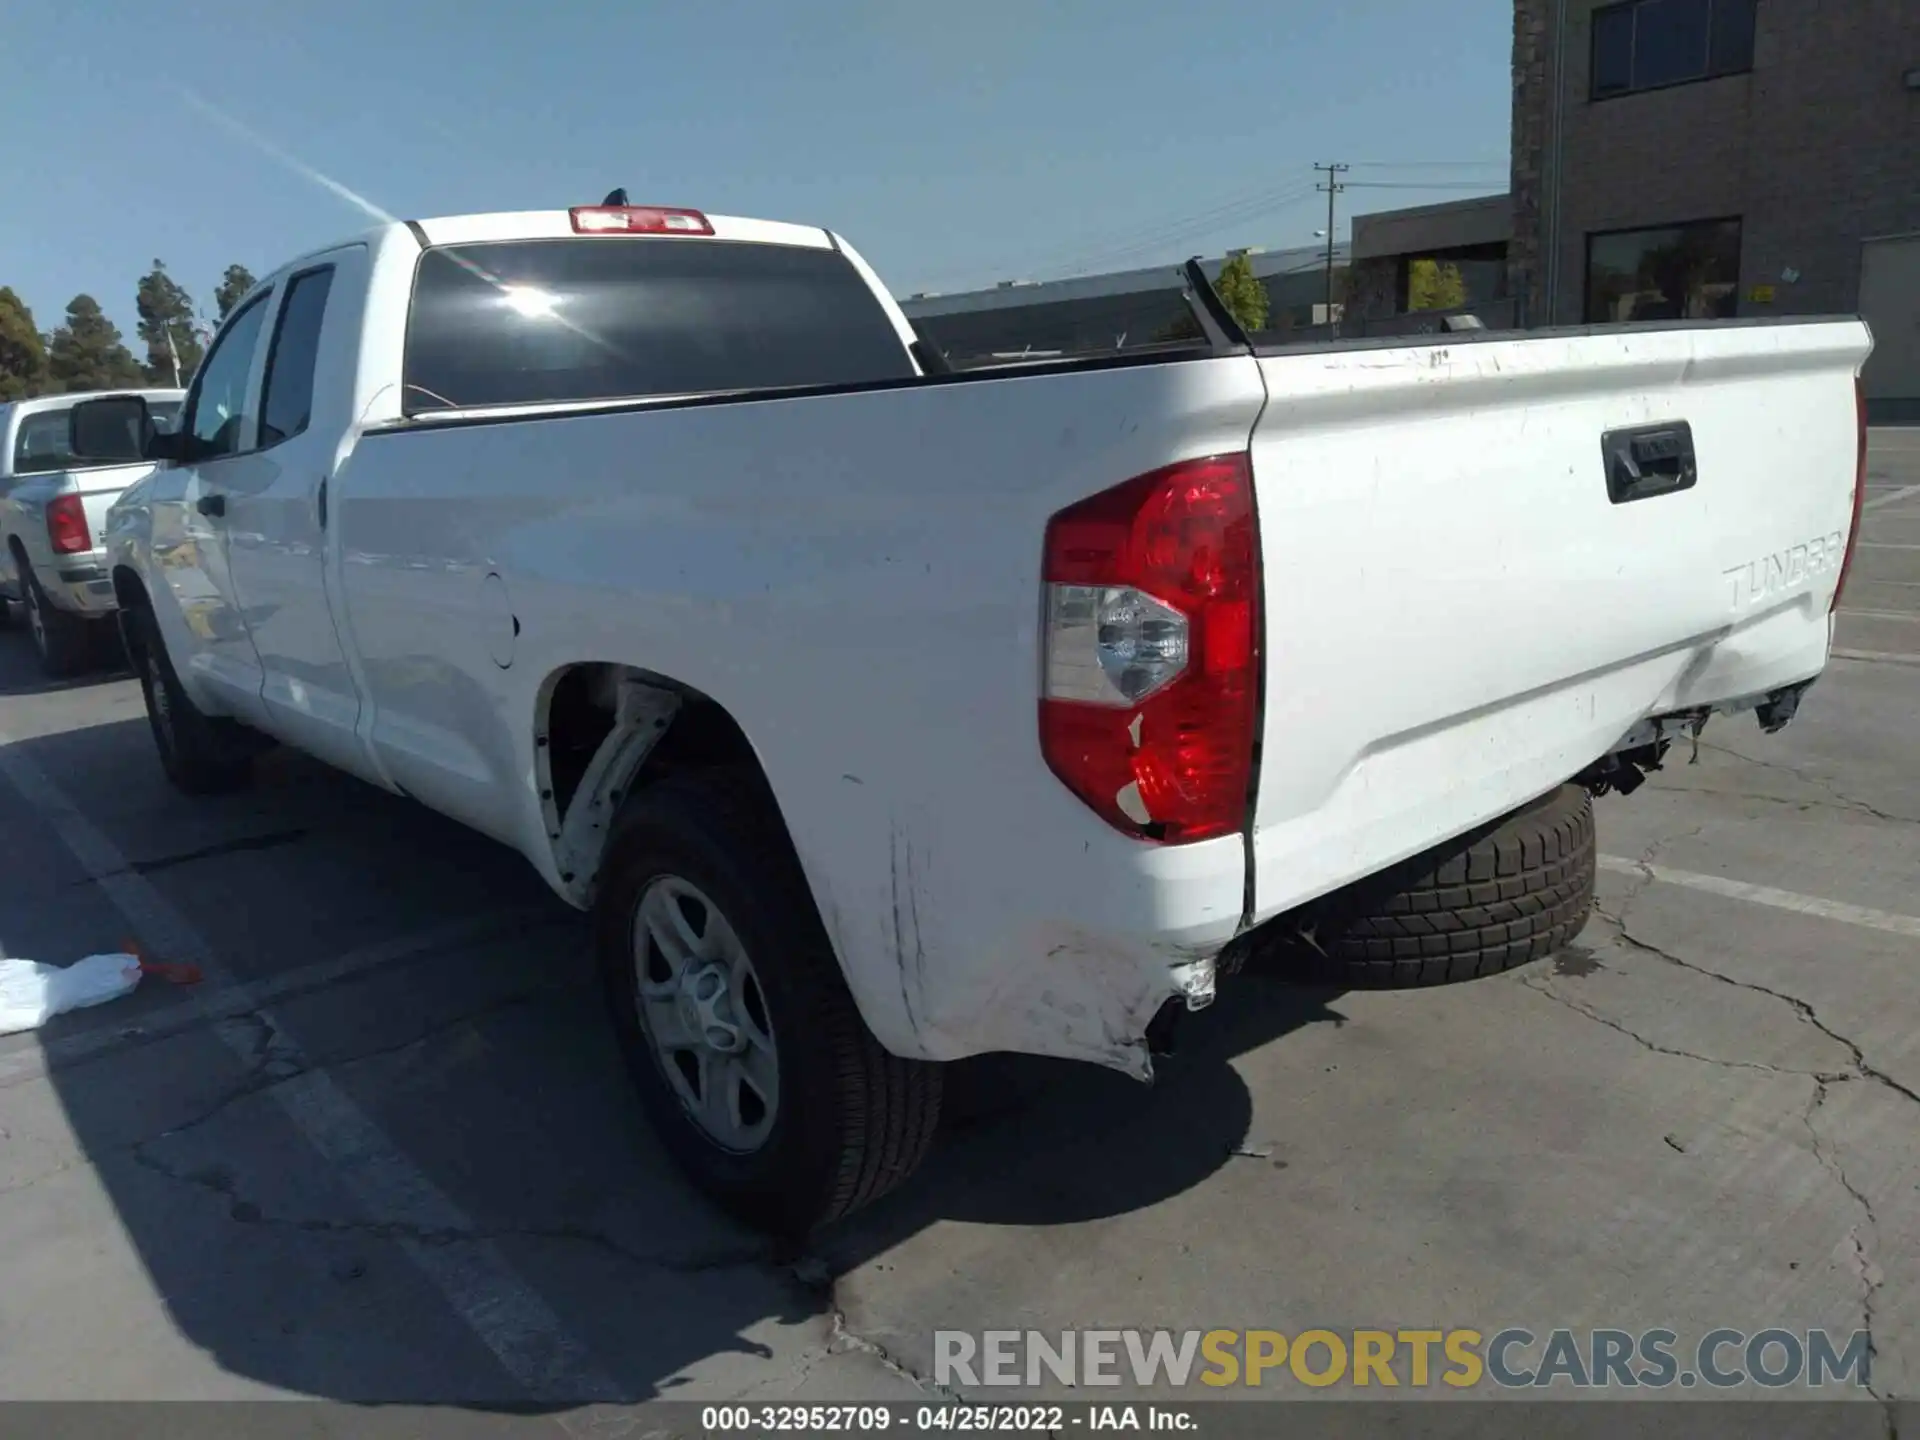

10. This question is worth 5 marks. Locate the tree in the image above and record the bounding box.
[135,259,204,386]
[213,263,258,321]
[46,295,147,394]
[1213,253,1270,332]
[1407,259,1468,313]
[0,287,48,400]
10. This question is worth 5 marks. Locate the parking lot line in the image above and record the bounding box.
[1864,482,1920,511]
[0,736,622,1404]
[0,906,570,1090]
[1832,648,1920,667]
[1599,854,1920,938]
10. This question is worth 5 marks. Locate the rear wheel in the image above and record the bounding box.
[123,599,256,795]
[596,765,941,1235]
[1262,783,1597,988]
[17,560,94,678]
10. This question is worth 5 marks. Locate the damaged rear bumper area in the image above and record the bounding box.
[1579,676,1820,797]
[923,923,1228,1083]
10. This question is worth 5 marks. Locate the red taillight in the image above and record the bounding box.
[568,205,713,236]
[1832,378,1869,613]
[46,494,90,555]
[1039,454,1260,844]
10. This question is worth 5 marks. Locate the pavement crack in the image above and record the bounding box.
[127,1139,772,1275]
[824,1305,961,1401]
[81,828,313,885]
[0,1157,87,1196]
[296,983,564,1077]
[788,1261,959,1401]
[1520,976,1847,1081]
[129,984,570,1151]
[1594,904,1920,1112]
[1803,1080,1890,1403]
[1696,741,1916,826]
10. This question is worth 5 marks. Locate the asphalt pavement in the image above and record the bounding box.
[0,432,1914,1424]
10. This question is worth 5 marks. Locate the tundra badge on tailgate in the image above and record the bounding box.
[1723,531,1847,612]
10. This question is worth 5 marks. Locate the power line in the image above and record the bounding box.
[1348,158,1509,169]
[933,179,1321,290]
[1345,181,1507,191]
[908,158,1503,297]
[1041,181,1322,278]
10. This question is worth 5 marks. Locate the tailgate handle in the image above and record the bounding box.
[1603,422,1697,504]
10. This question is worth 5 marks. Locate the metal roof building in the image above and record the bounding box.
[897,241,1351,363]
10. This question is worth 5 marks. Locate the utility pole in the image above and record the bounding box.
[1314,162,1349,330]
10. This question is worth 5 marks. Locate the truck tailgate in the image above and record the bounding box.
[73,463,155,550]
[1245,318,1872,920]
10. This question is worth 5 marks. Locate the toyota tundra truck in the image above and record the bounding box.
[65,201,1874,1235]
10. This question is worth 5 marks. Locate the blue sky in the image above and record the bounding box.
[3,0,1511,339]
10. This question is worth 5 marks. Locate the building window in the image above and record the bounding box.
[1590,0,1756,99]
[1585,219,1742,323]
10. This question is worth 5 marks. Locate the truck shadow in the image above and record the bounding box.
[0,629,134,694]
[0,707,1344,1410]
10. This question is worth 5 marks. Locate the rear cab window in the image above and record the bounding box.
[8,399,182,476]
[401,237,916,414]
[12,410,77,475]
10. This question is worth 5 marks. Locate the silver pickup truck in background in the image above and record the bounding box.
[0,389,185,676]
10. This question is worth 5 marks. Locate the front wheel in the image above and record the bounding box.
[123,600,256,795]
[596,766,941,1235]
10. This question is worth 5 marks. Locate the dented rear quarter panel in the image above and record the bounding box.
[332,357,1270,1068]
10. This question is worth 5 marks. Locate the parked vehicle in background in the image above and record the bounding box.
[68,200,1873,1236]
[0,389,185,676]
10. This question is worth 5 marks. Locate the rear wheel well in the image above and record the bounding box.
[536,663,775,904]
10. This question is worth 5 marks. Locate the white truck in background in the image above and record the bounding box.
[67,200,1873,1235]
[0,389,184,675]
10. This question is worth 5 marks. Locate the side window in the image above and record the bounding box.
[259,268,335,449]
[183,293,273,462]
[11,411,76,475]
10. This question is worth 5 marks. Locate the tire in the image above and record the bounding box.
[596,765,942,1236]
[1268,783,1596,988]
[122,599,255,795]
[17,559,95,678]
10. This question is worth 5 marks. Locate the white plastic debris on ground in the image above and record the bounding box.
[0,953,143,1036]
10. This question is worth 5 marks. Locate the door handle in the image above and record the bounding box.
[1602,422,1697,504]
[196,492,226,519]
[317,476,328,528]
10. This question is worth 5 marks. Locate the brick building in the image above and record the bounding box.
[1508,0,1920,409]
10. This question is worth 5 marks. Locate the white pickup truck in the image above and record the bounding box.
[67,201,1873,1235]
[0,388,184,675]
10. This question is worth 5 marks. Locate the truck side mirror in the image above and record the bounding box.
[68,395,159,464]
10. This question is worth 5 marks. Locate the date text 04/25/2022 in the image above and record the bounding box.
[698,1404,1196,1432]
